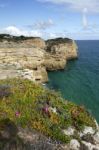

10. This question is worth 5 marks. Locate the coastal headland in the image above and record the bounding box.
[0,34,99,150]
[0,34,78,83]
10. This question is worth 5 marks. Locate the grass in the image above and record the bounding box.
[0,78,96,143]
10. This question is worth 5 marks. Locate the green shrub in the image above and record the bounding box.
[0,78,96,143]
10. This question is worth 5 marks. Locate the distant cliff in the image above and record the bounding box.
[0,34,78,83]
[44,38,78,70]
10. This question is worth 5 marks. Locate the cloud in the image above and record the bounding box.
[28,19,54,30]
[38,0,99,13]
[82,8,88,29]
[0,25,67,39]
[1,24,99,40]
[0,26,43,37]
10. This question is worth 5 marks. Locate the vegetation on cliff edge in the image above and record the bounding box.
[0,78,96,143]
[0,34,40,42]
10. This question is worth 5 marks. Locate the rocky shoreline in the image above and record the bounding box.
[0,34,78,83]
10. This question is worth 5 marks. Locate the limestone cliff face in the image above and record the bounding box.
[44,38,78,70]
[22,38,46,49]
[0,47,48,83]
[0,35,78,83]
[0,37,45,49]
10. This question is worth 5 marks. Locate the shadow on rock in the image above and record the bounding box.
[0,118,25,150]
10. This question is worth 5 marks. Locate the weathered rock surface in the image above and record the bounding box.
[0,35,78,83]
[0,119,69,150]
[0,47,48,83]
[69,139,80,150]
[1,119,99,150]
[44,38,78,70]
[0,36,45,49]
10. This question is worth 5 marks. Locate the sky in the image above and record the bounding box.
[0,0,99,40]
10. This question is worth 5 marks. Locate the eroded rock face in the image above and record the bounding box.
[46,38,78,59]
[0,119,99,150]
[22,38,46,49]
[44,38,78,70]
[0,36,46,49]
[0,47,48,83]
[0,35,78,83]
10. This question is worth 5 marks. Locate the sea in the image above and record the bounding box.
[47,40,99,122]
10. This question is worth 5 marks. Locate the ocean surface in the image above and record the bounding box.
[47,40,99,122]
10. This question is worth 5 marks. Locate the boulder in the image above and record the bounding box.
[81,141,99,150]
[79,126,95,137]
[81,134,95,144]
[63,127,75,136]
[69,139,80,150]
[94,132,99,144]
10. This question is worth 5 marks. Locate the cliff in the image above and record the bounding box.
[0,35,99,150]
[44,38,78,70]
[0,35,78,83]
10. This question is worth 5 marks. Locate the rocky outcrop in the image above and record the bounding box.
[0,119,71,150]
[46,38,78,59]
[0,35,78,83]
[1,119,99,150]
[44,38,78,70]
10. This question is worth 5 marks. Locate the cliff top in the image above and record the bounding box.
[0,34,73,44]
[0,34,41,42]
[46,38,73,46]
[0,78,96,145]
[0,34,46,49]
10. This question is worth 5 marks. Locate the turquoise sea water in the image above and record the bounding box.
[47,40,99,122]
